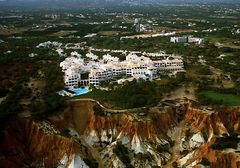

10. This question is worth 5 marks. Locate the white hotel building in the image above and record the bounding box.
[60,53,184,89]
[154,58,184,73]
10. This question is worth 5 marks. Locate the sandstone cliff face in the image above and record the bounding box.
[86,107,177,141]
[86,107,178,167]
[52,101,179,167]
[181,105,240,168]
[212,153,240,168]
[79,101,240,168]
[0,118,91,168]
[1,101,239,168]
[185,106,240,135]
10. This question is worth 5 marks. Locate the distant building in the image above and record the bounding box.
[170,36,188,43]
[170,36,204,44]
[133,18,151,32]
[188,37,204,45]
[36,41,62,48]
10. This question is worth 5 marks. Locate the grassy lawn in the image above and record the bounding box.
[198,91,240,106]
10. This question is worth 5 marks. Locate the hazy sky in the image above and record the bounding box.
[0,0,238,9]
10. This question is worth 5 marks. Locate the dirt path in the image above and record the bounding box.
[162,85,197,101]
[70,98,147,113]
[80,136,105,168]
[164,121,186,168]
[201,61,235,88]
[208,65,234,88]
[215,42,240,49]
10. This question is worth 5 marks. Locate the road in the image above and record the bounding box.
[70,98,148,113]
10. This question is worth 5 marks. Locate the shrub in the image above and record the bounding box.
[93,105,105,116]
[211,134,239,150]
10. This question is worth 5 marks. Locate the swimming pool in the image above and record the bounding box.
[71,87,90,96]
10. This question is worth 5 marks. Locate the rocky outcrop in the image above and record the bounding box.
[178,105,240,168]
[1,100,239,168]
[0,118,92,168]
[52,101,179,167]
[185,106,240,134]
[211,153,240,168]
[53,100,240,168]
[86,108,177,141]
[185,108,226,136]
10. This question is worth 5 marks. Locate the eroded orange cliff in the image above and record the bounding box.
[184,105,240,168]
[0,118,91,168]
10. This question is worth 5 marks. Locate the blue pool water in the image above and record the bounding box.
[71,87,90,95]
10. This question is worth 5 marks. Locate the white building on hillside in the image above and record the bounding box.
[188,37,204,45]
[60,56,84,89]
[171,36,204,44]
[170,36,188,43]
[37,41,62,48]
[60,53,184,88]
[103,54,119,63]
[154,58,184,73]
[86,52,98,60]
[71,51,82,58]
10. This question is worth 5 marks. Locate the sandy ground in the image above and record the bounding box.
[99,31,120,36]
[50,101,93,135]
[163,85,197,101]
[70,101,92,135]
[0,96,7,104]
[200,60,235,88]
[215,42,240,49]
[208,65,235,88]
[0,27,28,35]
[164,121,187,168]
[51,30,77,37]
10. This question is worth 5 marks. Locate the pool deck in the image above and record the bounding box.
[58,87,91,97]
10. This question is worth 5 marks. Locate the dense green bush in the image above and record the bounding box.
[0,83,27,118]
[88,80,159,109]
[93,104,105,116]
[29,60,66,118]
